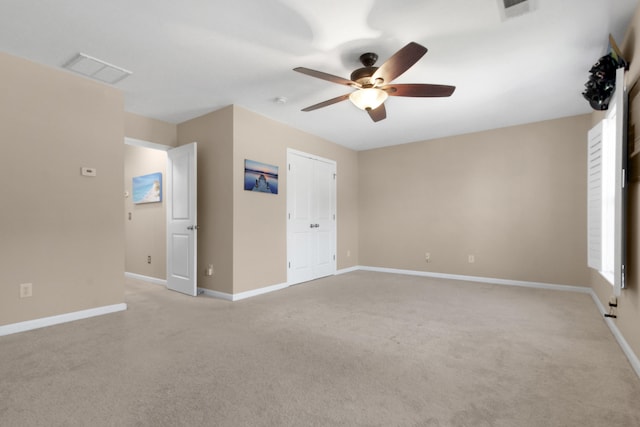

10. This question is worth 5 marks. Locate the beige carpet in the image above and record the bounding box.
[1,271,639,426]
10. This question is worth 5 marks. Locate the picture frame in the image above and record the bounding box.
[244,159,278,194]
[133,172,162,204]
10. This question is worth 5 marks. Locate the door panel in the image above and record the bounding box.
[288,153,314,284]
[171,234,190,278]
[167,142,198,296]
[314,160,334,221]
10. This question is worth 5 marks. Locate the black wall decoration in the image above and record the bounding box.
[582,35,627,111]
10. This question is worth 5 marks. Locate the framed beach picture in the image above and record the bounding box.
[133,172,162,204]
[244,159,278,194]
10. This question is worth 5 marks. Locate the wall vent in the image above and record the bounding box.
[497,0,535,20]
[63,53,132,85]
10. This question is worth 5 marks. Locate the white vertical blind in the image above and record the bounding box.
[587,121,603,271]
[586,67,627,296]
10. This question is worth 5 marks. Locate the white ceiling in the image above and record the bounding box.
[0,0,636,150]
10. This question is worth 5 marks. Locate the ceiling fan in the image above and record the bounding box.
[294,42,455,122]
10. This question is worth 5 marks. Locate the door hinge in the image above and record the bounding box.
[288,261,291,268]
[333,214,335,220]
[288,213,291,219]
[333,173,336,180]
[333,254,336,261]
[288,163,291,171]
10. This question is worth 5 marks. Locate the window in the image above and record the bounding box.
[587,68,627,295]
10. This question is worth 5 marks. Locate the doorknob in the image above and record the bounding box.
[187,225,200,230]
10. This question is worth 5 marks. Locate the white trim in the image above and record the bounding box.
[124,137,172,151]
[358,265,591,294]
[0,303,127,337]
[336,266,360,275]
[198,288,234,301]
[287,147,336,165]
[588,291,640,378]
[125,272,167,286]
[199,282,289,302]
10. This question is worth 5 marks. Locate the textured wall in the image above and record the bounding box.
[124,145,168,280]
[177,106,235,294]
[232,106,359,293]
[125,112,177,148]
[0,52,125,325]
[358,114,592,286]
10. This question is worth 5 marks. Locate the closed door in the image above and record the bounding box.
[287,150,336,285]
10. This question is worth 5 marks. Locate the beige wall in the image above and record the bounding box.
[124,145,168,279]
[177,105,359,295]
[178,106,235,294]
[123,113,177,281]
[233,106,359,293]
[590,2,640,363]
[125,112,177,147]
[0,52,125,325]
[359,114,592,286]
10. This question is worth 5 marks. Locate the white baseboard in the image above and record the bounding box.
[336,266,360,275]
[199,282,289,302]
[588,291,640,379]
[358,265,591,294]
[125,272,167,286]
[198,288,234,301]
[0,303,127,337]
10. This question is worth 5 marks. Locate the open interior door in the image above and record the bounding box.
[166,142,198,296]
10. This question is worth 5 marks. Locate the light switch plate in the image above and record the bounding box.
[81,167,97,177]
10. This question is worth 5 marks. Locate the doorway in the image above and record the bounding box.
[124,138,198,296]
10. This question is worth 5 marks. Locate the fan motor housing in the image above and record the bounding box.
[351,52,380,87]
[350,67,379,87]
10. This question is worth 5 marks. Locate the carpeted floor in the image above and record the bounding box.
[1,271,639,426]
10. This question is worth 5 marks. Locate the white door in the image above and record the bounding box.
[287,150,336,285]
[166,142,198,296]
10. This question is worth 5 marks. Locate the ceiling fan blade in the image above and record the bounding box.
[371,42,428,84]
[367,103,387,122]
[301,93,351,112]
[294,67,358,87]
[383,83,456,97]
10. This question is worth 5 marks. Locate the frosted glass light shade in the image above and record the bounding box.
[349,88,388,110]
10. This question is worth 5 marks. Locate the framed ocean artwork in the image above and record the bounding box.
[133,172,162,204]
[244,159,278,194]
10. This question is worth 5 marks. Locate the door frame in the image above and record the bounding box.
[286,148,337,285]
[124,137,196,292]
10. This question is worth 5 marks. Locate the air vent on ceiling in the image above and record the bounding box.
[497,0,535,20]
[63,53,132,85]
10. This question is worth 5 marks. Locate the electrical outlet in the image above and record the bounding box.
[468,255,475,263]
[347,250,351,257]
[20,283,32,298]
[147,255,151,264]
[425,252,431,262]
[206,264,214,276]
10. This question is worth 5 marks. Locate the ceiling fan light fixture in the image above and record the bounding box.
[349,88,388,111]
